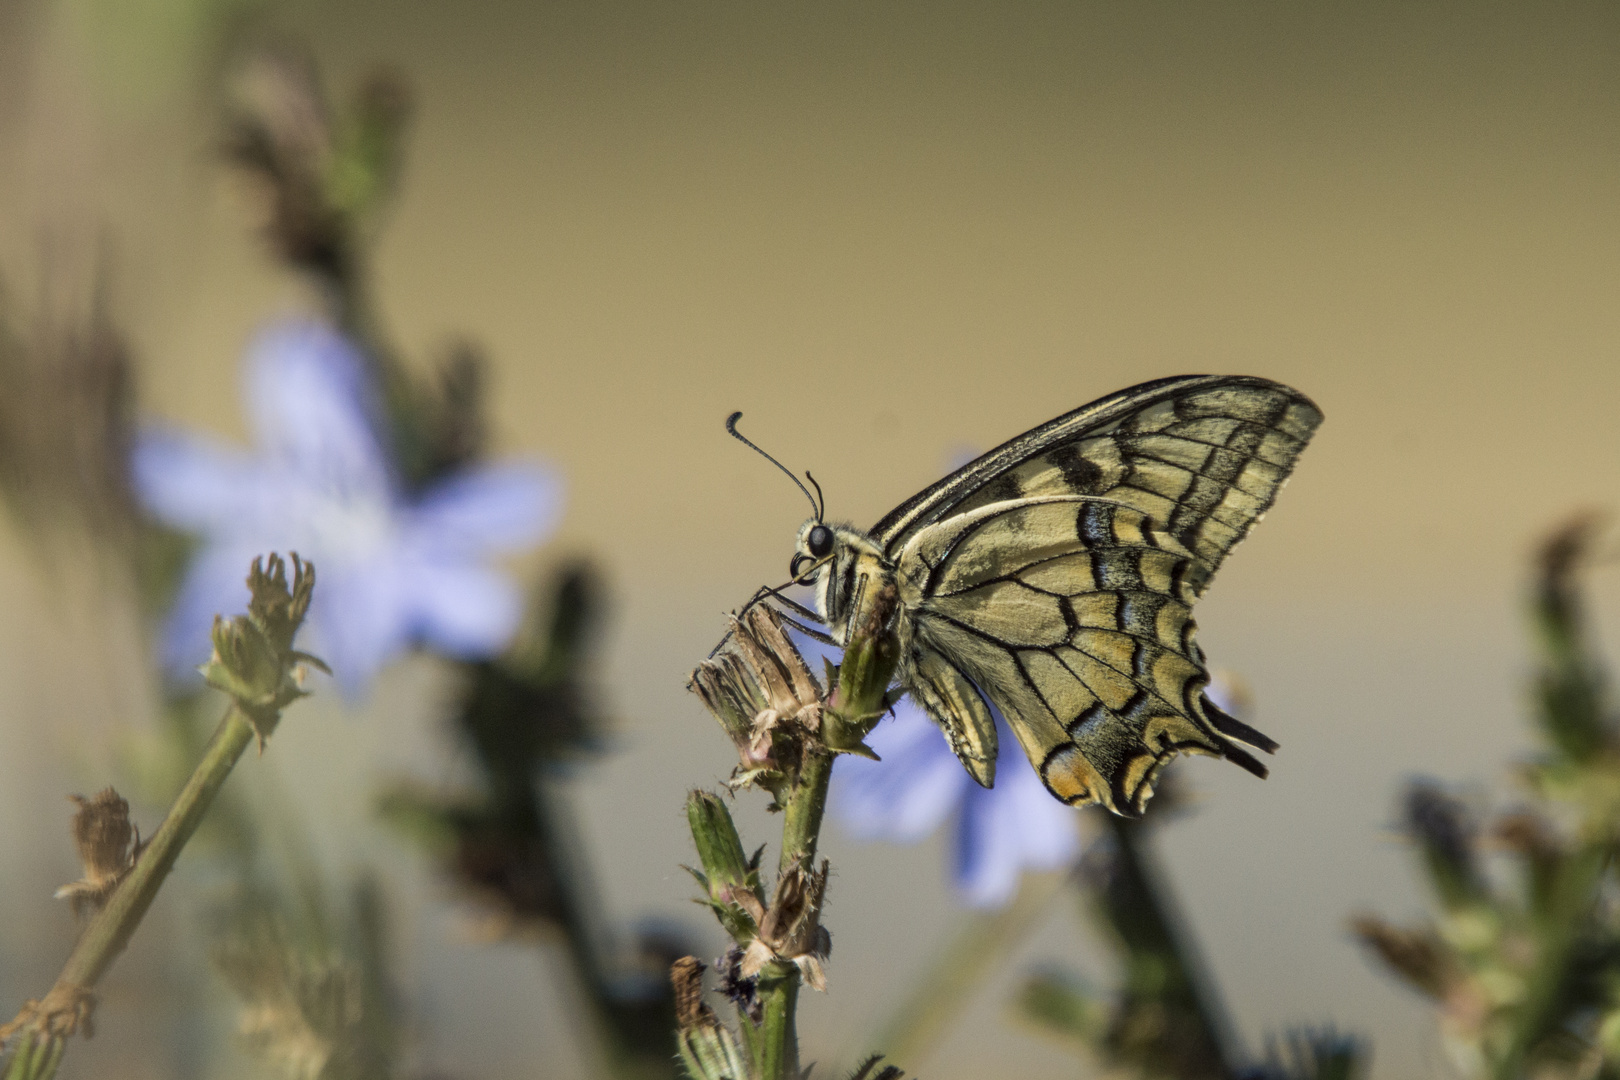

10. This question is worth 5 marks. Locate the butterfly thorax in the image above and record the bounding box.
[797,522,896,648]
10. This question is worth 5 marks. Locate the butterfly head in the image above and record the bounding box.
[792,521,888,645]
[726,411,893,642]
[789,521,834,583]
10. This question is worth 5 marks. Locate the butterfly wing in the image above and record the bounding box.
[896,496,1276,815]
[872,375,1323,600]
[880,376,1321,815]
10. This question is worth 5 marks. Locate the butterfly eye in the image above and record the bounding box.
[807,525,833,558]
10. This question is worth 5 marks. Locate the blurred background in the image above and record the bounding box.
[0,2,1618,1077]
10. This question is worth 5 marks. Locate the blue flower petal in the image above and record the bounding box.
[306,560,412,696]
[833,701,970,843]
[402,557,524,658]
[132,431,266,533]
[953,717,1079,907]
[245,321,393,495]
[830,693,1080,908]
[410,461,563,554]
[143,319,561,698]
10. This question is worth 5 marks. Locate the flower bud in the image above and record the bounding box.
[823,582,901,754]
[684,791,765,943]
[1403,782,1486,912]
[1348,915,1452,999]
[199,553,328,745]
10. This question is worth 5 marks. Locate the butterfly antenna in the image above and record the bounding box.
[726,411,822,520]
[804,471,826,521]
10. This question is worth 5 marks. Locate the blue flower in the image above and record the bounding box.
[830,697,1080,908]
[133,320,561,695]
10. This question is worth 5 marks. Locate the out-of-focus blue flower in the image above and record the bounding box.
[831,697,1080,909]
[133,320,561,695]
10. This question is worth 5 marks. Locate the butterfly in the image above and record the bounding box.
[730,374,1322,816]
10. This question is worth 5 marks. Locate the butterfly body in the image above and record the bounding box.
[788,374,1321,817]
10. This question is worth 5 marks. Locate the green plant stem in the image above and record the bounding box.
[1494,846,1611,1080]
[1,1031,64,1080]
[60,704,256,989]
[780,749,833,874]
[2,704,256,1080]
[754,741,838,1080]
[758,968,800,1080]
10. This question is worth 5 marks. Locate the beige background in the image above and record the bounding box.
[2,2,1620,1077]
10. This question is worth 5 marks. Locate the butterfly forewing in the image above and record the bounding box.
[880,376,1320,815]
[873,376,1321,597]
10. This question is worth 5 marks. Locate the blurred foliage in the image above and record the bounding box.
[378,563,609,933]
[1015,801,1239,1080]
[224,43,482,491]
[1015,770,1368,1080]
[1354,514,1620,1080]
[212,877,400,1080]
[225,45,411,295]
[0,272,135,551]
[1249,1029,1366,1080]
[380,562,683,1079]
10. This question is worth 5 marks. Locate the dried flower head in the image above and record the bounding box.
[689,603,825,794]
[53,789,142,917]
[669,955,750,1080]
[739,857,832,993]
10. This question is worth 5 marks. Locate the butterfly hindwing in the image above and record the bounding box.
[873,376,1323,600]
[896,495,1272,814]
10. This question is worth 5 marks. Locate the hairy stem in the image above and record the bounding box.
[758,967,801,1080]
[779,748,833,874]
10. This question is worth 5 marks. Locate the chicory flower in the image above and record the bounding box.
[133,320,560,694]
